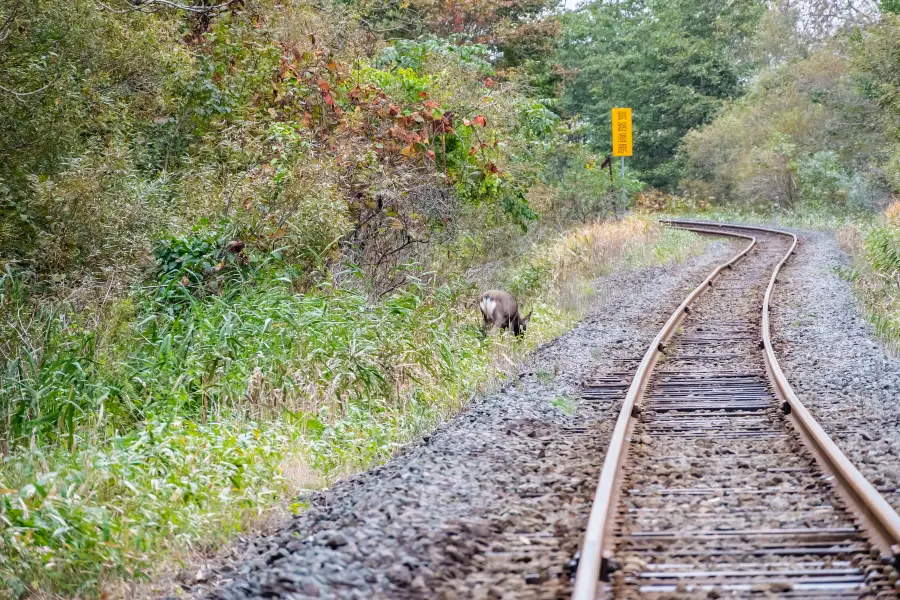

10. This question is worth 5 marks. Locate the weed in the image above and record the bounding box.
[534,370,554,384]
[550,396,577,415]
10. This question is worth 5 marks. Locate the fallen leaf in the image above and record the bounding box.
[473,115,487,127]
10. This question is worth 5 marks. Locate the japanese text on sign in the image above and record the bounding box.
[612,108,632,157]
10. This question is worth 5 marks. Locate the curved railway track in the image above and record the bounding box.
[573,221,900,599]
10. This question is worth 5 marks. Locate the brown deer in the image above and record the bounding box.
[479,290,532,337]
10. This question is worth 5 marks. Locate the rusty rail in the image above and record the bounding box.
[571,220,900,600]
[669,220,900,559]
[570,226,757,600]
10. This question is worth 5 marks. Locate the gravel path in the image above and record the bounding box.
[770,228,900,512]
[168,238,738,600]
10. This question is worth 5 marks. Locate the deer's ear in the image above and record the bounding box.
[523,310,533,323]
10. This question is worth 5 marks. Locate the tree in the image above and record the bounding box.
[559,0,764,189]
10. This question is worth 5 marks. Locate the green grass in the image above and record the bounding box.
[0,217,707,598]
[0,268,564,596]
[650,205,877,232]
[0,417,297,598]
[550,395,577,414]
[838,220,900,352]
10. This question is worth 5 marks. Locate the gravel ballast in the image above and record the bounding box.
[168,238,739,600]
[770,228,900,512]
[166,224,900,600]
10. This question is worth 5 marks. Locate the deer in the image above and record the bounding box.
[479,290,532,337]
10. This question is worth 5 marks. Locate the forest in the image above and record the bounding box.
[1,0,899,596]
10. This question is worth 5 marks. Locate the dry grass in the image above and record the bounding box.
[511,216,707,315]
[886,198,900,224]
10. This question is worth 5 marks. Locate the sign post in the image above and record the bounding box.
[612,108,632,219]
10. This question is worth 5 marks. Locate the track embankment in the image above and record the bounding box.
[573,222,900,600]
[163,239,739,600]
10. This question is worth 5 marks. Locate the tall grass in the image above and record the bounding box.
[838,201,900,352]
[0,269,556,596]
[0,217,705,598]
[507,216,705,313]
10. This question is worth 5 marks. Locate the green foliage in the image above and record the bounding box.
[560,0,764,189]
[865,224,900,275]
[840,216,900,351]
[376,38,494,75]
[0,417,295,596]
[852,14,900,120]
[681,43,893,213]
[0,0,185,192]
[883,0,900,14]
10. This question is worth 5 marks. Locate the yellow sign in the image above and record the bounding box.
[612,107,632,157]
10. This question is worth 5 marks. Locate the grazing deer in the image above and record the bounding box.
[479,290,532,337]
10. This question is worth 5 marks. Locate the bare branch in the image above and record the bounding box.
[90,0,241,14]
[0,52,62,99]
[136,0,241,13]
[0,0,22,44]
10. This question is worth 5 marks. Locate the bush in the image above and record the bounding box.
[681,44,893,214]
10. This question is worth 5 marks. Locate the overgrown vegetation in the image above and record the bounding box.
[838,201,900,351]
[0,0,702,596]
[663,2,900,347]
[676,3,898,217]
[4,0,900,595]
[0,216,700,596]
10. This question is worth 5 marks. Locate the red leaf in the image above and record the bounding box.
[427,149,436,160]
[473,115,487,127]
[324,92,334,106]
[318,79,330,93]
[485,77,495,88]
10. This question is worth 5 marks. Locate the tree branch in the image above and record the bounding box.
[0,0,22,45]
[0,51,62,99]
[90,0,242,14]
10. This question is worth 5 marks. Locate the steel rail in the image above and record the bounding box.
[571,220,900,600]
[667,219,900,560]
[570,226,757,600]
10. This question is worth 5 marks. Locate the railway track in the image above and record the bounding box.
[573,222,900,599]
